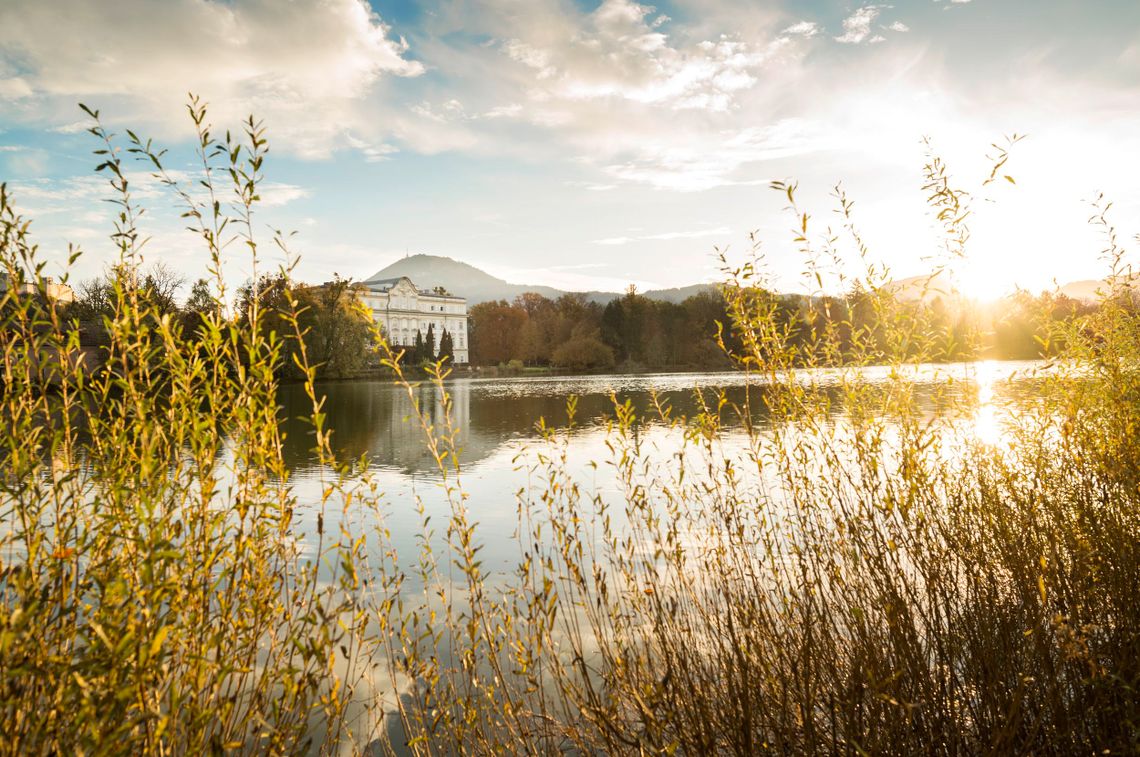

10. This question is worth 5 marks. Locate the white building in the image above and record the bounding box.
[358,275,469,364]
[0,273,74,303]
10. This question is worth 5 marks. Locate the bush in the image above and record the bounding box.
[551,333,615,370]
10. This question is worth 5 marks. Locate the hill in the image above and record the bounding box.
[364,254,716,305]
[364,254,1114,308]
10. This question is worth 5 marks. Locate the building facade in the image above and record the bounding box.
[359,276,469,364]
[0,273,74,303]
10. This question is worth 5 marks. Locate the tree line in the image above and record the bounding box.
[58,262,1106,378]
[469,288,737,370]
[468,284,1100,370]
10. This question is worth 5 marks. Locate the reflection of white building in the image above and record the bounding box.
[359,276,469,364]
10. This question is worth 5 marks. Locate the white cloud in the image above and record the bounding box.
[50,121,89,134]
[429,0,815,190]
[498,1,779,113]
[258,182,311,207]
[483,103,524,119]
[594,225,732,245]
[8,172,308,213]
[835,6,884,44]
[600,119,833,191]
[345,134,399,162]
[888,22,911,32]
[783,21,821,38]
[0,78,32,98]
[0,0,422,158]
[565,181,618,192]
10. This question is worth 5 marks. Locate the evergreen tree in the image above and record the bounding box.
[439,329,455,364]
[413,330,424,363]
[425,323,436,361]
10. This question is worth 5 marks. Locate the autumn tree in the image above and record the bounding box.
[470,299,527,365]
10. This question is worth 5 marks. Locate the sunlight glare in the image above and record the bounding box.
[971,360,1004,446]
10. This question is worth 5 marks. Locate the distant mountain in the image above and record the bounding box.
[363,255,1125,307]
[886,271,1119,304]
[631,283,720,304]
[1055,276,1140,302]
[1058,279,1105,301]
[884,271,956,303]
[364,254,716,306]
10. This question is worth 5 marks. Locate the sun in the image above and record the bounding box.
[953,257,1016,303]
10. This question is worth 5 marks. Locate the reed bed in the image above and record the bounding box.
[0,104,1137,755]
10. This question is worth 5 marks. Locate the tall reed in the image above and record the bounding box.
[0,103,1136,755]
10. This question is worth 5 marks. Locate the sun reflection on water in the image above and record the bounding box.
[971,360,1006,447]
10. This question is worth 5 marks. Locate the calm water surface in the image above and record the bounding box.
[275,361,1049,573]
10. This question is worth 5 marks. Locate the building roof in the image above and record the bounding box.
[362,276,405,291]
[362,275,463,299]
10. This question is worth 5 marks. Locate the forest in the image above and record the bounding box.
[467,283,1097,370]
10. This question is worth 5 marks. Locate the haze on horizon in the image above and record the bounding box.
[1,0,1137,300]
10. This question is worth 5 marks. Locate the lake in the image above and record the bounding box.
[274,360,1049,578]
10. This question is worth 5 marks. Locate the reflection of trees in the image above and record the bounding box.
[276,371,1005,475]
[278,381,502,474]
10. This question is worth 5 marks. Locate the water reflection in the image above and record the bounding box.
[278,361,1047,477]
[277,374,768,475]
[972,360,1004,446]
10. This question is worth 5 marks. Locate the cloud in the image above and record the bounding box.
[835,6,884,44]
[783,21,822,38]
[888,22,911,32]
[0,0,422,157]
[345,134,399,162]
[594,225,732,245]
[50,121,90,134]
[565,180,618,192]
[600,119,833,191]
[416,0,819,190]
[483,103,524,119]
[258,182,311,207]
[497,0,780,113]
[8,172,308,214]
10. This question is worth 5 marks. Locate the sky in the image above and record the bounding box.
[1,0,1138,299]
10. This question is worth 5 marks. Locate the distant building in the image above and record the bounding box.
[359,275,469,364]
[0,273,75,304]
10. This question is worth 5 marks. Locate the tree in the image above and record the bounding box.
[602,285,650,365]
[72,277,114,322]
[413,330,425,363]
[438,328,455,364]
[299,276,372,378]
[237,273,372,379]
[551,330,614,370]
[469,300,527,365]
[424,323,436,362]
[140,262,185,316]
[181,278,216,336]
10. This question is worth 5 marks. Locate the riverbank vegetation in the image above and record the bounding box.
[1,103,1137,754]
